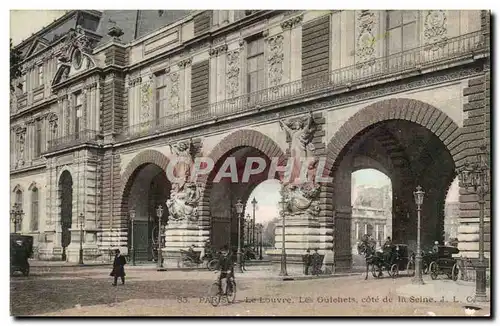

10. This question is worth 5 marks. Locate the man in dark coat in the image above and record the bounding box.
[110,249,127,286]
[311,249,321,275]
[217,245,234,294]
[303,249,312,275]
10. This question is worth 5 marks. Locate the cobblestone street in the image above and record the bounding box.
[10,265,490,317]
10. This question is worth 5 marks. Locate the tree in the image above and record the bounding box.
[10,39,23,92]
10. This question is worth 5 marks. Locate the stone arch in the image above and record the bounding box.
[197,129,287,247]
[28,181,38,191]
[12,184,24,193]
[325,98,462,173]
[57,165,75,183]
[323,98,462,270]
[118,149,171,223]
[201,129,287,183]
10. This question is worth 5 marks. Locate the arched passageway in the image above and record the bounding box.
[325,99,460,271]
[59,170,73,261]
[122,163,171,262]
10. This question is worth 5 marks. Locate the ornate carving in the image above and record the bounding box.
[279,111,317,161]
[282,182,321,217]
[169,72,180,111]
[213,36,226,45]
[15,126,27,167]
[169,139,195,191]
[128,76,142,87]
[177,58,192,68]
[424,10,448,50]
[209,44,228,57]
[140,79,152,122]
[356,10,377,67]
[280,15,303,30]
[226,50,240,100]
[166,181,201,222]
[267,35,284,91]
[57,25,95,63]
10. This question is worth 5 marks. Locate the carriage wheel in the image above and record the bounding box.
[209,283,221,307]
[406,260,415,277]
[177,257,194,268]
[451,263,460,281]
[371,264,382,278]
[207,259,219,271]
[389,264,399,278]
[429,262,438,280]
[423,262,429,275]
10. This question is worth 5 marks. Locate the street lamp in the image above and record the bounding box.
[129,209,136,266]
[457,145,489,302]
[234,199,244,273]
[10,203,24,233]
[279,194,288,277]
[245,213,251,246]
[156,204,165,270]
[78,212,85,265]
[251,197,257,249]
[412,186,424,285]
[257,223,264,260]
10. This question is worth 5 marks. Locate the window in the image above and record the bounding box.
[38,65,44,87]
[386,10,418,55]
[246,37,265,95]
[74,92,83,137]
[15,190,23,233]
[234,10,246,21]
[155,71,168,121]
[34,120,42,157]
[31,187,39,231]
[17,74,26,94]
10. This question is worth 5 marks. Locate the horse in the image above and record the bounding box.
[357,239,383,280]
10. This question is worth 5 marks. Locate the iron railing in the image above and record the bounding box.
[118,31,486,141]
[46,129,102,152]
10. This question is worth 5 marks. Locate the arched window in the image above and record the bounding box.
[15,189,23,233]
[31,187,39,231]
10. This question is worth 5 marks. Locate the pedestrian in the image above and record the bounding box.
[303,249,312,275]
[312,249,321,276]
[110,249,126,286]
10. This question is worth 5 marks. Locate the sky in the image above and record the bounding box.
[10,10,68,45]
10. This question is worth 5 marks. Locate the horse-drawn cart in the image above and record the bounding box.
[428,246,460,281]
[358,240,415,279]
[371,244,415,278]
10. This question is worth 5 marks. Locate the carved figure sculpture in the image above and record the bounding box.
[279,111,318,184]
[166,182,201,222]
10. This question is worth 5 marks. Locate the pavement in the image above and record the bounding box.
[11,264,491,316]
[396,278,491,308]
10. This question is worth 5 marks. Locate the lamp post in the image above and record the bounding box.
[457,145,489,302]
[156,204,165,270]
[10,203,24,234]
[78,212,84,265]
[245,213,251,246]
[279,194,288,277]
[412,186,425,285]
[257,223,263,260]
[251,197,257,249]
[129,209,136,266]
[234,199,244,273]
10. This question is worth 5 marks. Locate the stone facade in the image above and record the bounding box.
[10,10,490,269]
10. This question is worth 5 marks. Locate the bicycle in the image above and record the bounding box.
[208,271,236,307]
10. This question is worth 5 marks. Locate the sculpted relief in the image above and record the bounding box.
[279,112,321,218]
[424,10,448,50]
[166,139,201,223]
